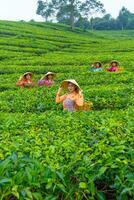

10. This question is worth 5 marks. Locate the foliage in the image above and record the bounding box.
[0,21,134,199]
[36,2,134,31]
[36,0,105,29]
[90,7,134,31]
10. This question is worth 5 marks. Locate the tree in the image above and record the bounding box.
[36,0,55,22]
[127,13,134,29]
[90,14,117,30]
[56,0,80,26]
[117,7,131,30]
[75,16,91,31]
[57,0,105,30]
[36,0,105,30]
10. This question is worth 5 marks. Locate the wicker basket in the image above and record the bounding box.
[75,101,93,111]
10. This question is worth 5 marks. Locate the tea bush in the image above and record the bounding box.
[0,21,133,200]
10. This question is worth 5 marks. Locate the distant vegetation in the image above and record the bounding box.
[37,0,134,31]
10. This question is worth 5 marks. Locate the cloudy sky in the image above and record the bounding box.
[0,0,134,21]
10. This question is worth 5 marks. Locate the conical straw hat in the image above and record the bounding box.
[19,72,33,80]
[41,72,55,80]
[110,60,119,65]
[60,79,81,91]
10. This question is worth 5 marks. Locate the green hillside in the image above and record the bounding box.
[0,21,133,200]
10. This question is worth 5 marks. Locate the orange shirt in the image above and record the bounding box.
[16,79,34,87]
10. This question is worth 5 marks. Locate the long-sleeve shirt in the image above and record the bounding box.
[16,79,34,87]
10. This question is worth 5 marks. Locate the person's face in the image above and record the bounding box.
[47,74,53,80]
[68,83,76,93]
[25,74,31,80]
[111,62,117,67]
[95,63,100,68]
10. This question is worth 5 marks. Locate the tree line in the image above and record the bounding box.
[36,0,134,30]
[90,7,134,31]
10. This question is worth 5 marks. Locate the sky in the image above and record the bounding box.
[0,0,134,21]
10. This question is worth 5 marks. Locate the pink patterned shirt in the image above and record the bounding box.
[38,79,54,86]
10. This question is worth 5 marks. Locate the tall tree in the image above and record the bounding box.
[36,0,105,30]
[57,0,105,29]
[117,7,131,30]
[56,0,80,26]
[36,0,54,22]
[127,13,134,29]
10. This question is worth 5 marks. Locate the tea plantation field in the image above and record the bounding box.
[0,20,134,200]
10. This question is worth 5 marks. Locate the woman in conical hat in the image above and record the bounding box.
[16,72,34,88]
[56,79,84,112]
[89,61,103,72]
[38,72,55,86]
[107,60,122,72]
